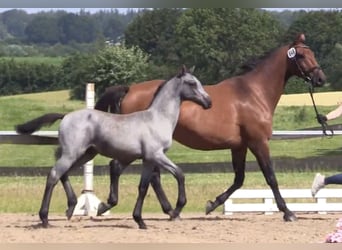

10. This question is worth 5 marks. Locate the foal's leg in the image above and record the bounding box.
[132,153,186,229]
[206,147,247,214]
[132,162,154,229]
[39,157,73,227]
[152,152,186,219]
[60,174,77,220]
[150,166,175,218]
[249,140,297,222]
[97,159,174,217]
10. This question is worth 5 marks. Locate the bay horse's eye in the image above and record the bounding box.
[296,54,305,59]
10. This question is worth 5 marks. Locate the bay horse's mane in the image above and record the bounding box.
[238,47,279,75]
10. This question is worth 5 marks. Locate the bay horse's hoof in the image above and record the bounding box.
[205,200,215,215]
[283,213,297,222]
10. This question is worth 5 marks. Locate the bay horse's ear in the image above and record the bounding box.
[295,33,306,44]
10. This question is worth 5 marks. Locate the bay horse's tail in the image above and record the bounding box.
[95,85,129,113]
[15,113,65,134]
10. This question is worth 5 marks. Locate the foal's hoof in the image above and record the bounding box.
[138,222,147,230]
[41,220,50,228]
[97,202,110,216]
[283,213,297,222]
[65,207,75,220]
[205,200,215,215]
[169,215,181,221]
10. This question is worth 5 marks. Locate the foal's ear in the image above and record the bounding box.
[189,65,196,74]
[177,65,188,78]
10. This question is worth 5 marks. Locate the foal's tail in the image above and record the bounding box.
[15,113,65,134]
[95,85,129,113]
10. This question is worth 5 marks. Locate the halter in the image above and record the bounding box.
[288,45,333,137]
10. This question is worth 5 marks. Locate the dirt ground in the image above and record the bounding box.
[0,212,341,243]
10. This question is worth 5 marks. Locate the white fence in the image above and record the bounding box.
[224,188,342,215]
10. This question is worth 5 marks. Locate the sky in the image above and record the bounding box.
[0,8,138,14]
[0,8,338,14]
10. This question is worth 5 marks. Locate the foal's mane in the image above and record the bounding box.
[146,78,170,108]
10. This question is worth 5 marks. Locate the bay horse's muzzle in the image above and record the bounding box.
[310,67,326,87]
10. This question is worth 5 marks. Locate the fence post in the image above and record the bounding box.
[73,83,109,217]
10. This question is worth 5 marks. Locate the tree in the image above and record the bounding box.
[286,10,342,91]
[174,8,284,83]
[325,43,342,90]
[25,16,59,44]
[57,13,99,44]
[63,44,150,100]
[125,8,183,64]
[90,44,150,95]
[1,9,30,39]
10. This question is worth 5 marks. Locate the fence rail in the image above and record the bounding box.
[1,129,342,145]
[224,188,342,215]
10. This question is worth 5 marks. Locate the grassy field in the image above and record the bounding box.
[1,90,342,213]
[0,171,339,213]
[1,90,342,166]
[0,56,64,66]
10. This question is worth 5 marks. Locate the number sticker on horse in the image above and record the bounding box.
[287,47,296,59]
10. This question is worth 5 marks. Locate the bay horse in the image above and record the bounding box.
[95,33,326,222]
[15,66,212,229]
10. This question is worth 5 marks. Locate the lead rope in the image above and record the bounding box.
[308,84,334,137]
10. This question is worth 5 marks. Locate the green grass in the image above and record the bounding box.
[1,90,342,214]
[0,56,64,66]
[1,171,339,214]
[1,90,342,167]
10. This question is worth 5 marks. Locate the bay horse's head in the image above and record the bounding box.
[176,65,212,109]
[287,33,326,87]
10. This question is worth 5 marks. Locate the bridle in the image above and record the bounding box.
[290,45,321,84]
[288,45,333,137]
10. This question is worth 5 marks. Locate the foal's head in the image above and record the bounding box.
[287,33,326,87]
[176,65,212,109]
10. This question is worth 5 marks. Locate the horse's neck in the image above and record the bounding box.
[148,80,182,127]
[250,46,290,111]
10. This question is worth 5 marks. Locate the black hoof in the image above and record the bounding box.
[97,202,110,216]
[138,222,147,229]
[41,220,50,228]
[169,215,181,221]
[205,200,215,215]
[65,207,75,220]
[283,213,297,222]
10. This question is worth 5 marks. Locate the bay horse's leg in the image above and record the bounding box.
[206,147,247,214]
[249,141,297,222]
[97,159,126,215]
